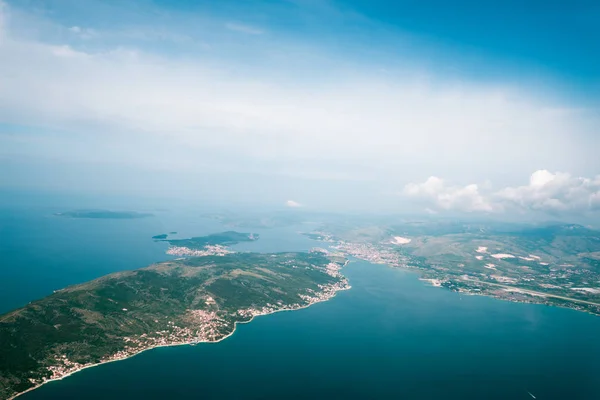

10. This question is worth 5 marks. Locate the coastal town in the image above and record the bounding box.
[331,240,408,268]
[6,243,350,399]
[166,244,233,257]
[33,277,351,394]
[304,229,600,317]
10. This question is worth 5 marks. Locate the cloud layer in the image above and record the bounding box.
[405,177,493,212]
[0,1,598,213]
[405,170,600,215]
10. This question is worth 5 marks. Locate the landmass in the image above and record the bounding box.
[149,231,259,256]
[151,232,179,239]
[303,219,600,316]
[0,250,348,399]
[159,231,259,257]
[55,210,153,219]
[302,232,336,242]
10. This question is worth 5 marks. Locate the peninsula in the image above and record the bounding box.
[0,251,349,399]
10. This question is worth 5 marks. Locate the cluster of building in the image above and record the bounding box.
[324,262,345,278]
[237,277,351,320]
[44,355,94,382]
[40,312,232,386]
[166,244,232,257]
[40,267,352,387]
[323,234,597,309]
[331,241,406,267]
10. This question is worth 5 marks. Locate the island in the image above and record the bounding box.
[164,231,259,248]
[151,234,168,240]
[156,231,259,257]
[0,251,349,399]
[54,210,154,219]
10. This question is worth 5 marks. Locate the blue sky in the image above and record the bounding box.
[1,0,599,217]
[337,0,599,82]
[18,0,600,86]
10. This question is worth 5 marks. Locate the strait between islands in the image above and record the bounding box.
[0,232,350,400]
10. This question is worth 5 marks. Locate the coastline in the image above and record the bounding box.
[412,267,600,317]
[341,248,600,317]
[342,253,600,318]
[10,281,351,400]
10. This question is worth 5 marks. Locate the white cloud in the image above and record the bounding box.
[405,170,600,215]
[1,24,593,182]
[496,170,600,212]
[0,2,598,210]
[225,22,264,35]
[404,177,494,212]
[286,200,303,208]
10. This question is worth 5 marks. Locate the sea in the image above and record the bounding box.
[1,203,600,400]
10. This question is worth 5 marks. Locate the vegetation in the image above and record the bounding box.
[163,231,259,249]
[0,252,347,399]
[306,219,600,315]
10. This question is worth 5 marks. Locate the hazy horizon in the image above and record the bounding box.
[1,0,599,222]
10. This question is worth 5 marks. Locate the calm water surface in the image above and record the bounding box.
[2,207,600,400]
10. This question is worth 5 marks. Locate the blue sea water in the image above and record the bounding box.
[2,206,600,399]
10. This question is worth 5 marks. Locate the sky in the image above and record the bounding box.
[0,0,599,218]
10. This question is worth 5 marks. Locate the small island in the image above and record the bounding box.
[55,210,154,219]
[0,251,349,399]
[154,231,259,257]
[164,231,259,248]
